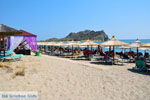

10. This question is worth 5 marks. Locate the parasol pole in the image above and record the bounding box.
[109,46,111,51]
[91,45,93,50]
[72,45,73,55]
[113,46,115,62]
[2,34,5,57]
[137,47,139,59]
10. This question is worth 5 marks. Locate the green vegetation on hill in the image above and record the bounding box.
[45,30,109,41]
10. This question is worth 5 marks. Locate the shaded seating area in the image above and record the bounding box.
[0,24,38,61]
[37,36,150,71]
[0,24,23,61]
[7,30,38,55]
[95,36,129,65]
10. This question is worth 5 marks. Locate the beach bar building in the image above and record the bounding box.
[0,24,38,55]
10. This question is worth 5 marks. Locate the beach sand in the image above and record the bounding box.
[0,55,150,100]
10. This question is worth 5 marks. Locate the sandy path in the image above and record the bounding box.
[0,55,150,100]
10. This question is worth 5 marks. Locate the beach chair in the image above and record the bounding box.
[0,50,14,55]
[133,60,147,71]
[0,50,23,62]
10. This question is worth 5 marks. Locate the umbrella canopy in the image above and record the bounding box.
[119,45,131,49]
[129,39,141,48]
[101,36,128,62]
[80,40,99,46]
[37,42,46,45]
[0,24,21,56]
[141,43,150,47]
[129,39,142,58]
[101,36,128,46]
[55,42,66,46]
[44,42,55,46]
[139,47,150,51]
[37,42,56,46]
[66,41,81,46]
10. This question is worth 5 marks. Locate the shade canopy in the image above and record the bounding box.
[17,30,37,36]
[80,40,99,46]
[66,41,81,46]
[119,45,132,49]
[37,42,55,46]
[129,39,142,48]
[101,36,128,46]
[141,43,150,47]
[37,42,45,45]
[139,47,150,51]
[55,42,66,46]
[0,24,20,36]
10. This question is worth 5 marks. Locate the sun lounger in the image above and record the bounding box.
[0,50,14,55]
[133,60,148,71]
[0,50,23,62]
[0,54,23,62]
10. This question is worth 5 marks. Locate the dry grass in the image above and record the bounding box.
[0,62,11,69]
[15,68,25,76]
[11,68,26,79]
[0,62,26,79]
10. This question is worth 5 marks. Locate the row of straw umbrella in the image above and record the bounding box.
[38,36,150,49]
[37,40,100,47]
[38,36,150,59]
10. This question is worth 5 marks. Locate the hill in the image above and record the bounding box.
[45,30,109,41]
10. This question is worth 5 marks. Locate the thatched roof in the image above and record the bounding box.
[141,43,150,47]
[66,41,81,46]
[16,30,36,37]
[101,36,128,46]
[80,40,99,46]
[129,39,142,48]
[0,24,20,36]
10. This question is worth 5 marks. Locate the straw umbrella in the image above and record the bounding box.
[66,41,81,47]
[101,36,128,61]
[129,39,142,58]
[0,24,21,56]
[80,40,99,50]
[119,45,132,52]
[66,41,81,55]
[140,44,150,54]
[54,42,67,54]
[139,47,150,53]
[44,42,56,52]
[141,43,150,48]
[54,42,66,46]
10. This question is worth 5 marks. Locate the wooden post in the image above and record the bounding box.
[137,47,139,59]
[72,45,73,55]
[2,35,5,57]
[44,45,46,53]
[113,46,115,61]
[109,46,111,52]
[91,45,93,50]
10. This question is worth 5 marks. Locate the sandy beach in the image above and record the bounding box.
[0,54,150,100]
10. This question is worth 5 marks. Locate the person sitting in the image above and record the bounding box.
[88,50,94,56]
[109,50,115,57]
[144,52,149,59]
[93,50,98,55]
[83,48,89,57]
[104,54,110,61]
[97,45,105,56]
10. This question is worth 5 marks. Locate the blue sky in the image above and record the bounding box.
[1,0,150,40]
